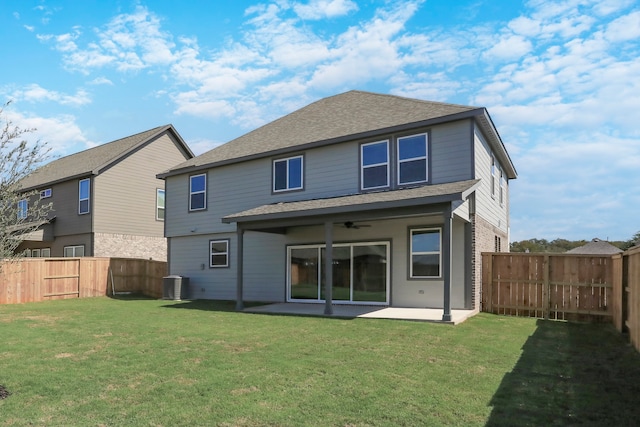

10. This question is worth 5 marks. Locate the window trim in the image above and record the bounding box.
[499,169,505,206]
[409,227,442,279]
[491,155,497,199]
[40,188,52,199]
[156,188,165,221]
[209,239,229,268]
[41,248,51,257]
[78,178,90,215]
[397,133,428,186]
[17,199,28,220]
[273,154,304,193]
[360,140,390,190]
[64,245,85,257]
[189,173,207,212]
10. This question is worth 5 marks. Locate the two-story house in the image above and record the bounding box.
[17,124,194,260]
[159,91,516,319]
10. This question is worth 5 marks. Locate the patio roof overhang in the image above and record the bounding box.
[222,179,480,231]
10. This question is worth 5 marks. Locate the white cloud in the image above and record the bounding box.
[605,10,640,42]
[88,77,114,86]
[10,84,91,107]
[483,34,533,61]
[293,0,359,20]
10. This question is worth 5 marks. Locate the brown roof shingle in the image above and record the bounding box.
[19,124,191,191]
[164,90,480,175]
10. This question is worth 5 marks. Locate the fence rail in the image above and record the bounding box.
[482,253,614,322]
[0,257,167,304]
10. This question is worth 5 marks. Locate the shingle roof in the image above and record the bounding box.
[19,124,192,191]
[163,90,494,176]
[566,238,623,255]
[223,179,480,223]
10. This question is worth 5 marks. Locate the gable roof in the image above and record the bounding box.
[19,124,194,191]
[160,90,516,179]
[566,238,623,255]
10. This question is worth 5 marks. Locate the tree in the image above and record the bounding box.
[0,102,52,261]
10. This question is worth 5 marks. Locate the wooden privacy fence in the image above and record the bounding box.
[613,246,640,352]
[0,257,167,304]
[481,253,614,322]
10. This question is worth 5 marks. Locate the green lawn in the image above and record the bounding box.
[1,297,640,426]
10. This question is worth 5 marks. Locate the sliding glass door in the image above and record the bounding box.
[288,242,389,304]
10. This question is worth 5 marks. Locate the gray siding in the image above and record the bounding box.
[166,120,474,239]
[18,233,93,257]
[49,179,93,237]
[94,133,188,236]
[473,124,509,233]
[168,231,286,302]
[430,119,473,184]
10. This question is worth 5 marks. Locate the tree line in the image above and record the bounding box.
[510,232,640,253]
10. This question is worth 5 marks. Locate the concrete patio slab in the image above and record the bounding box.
[243,303,477,325]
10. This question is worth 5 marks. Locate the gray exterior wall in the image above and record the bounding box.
[18,233,93,257]
[48,178,94,237]
[94,133,186,236]
[165,119,475,238]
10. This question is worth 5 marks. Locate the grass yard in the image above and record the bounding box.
[1,297,640,426]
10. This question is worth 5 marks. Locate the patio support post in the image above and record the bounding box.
[324,221,333,315]
[235,226,245,311]
[442,205,453,322]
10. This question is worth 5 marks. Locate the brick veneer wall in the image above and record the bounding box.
[94,233,167,261]
[471,214,509,310]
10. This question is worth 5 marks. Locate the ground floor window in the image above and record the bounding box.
[287,241,389,304]
[410,227,441,278]
[209,239,229,268]
[64,245,85,257]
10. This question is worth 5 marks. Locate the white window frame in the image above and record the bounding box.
[156,188,165,221]
[361,140,390,190]
[41,248,51,257]
[397,133,428,186]
[491,155,497,199]
[40,188,52,199]
[79,178,90,215]
[499,169,506,206]
[209,239,229,268]
[409,227,442,279]
[273,155,304,193]
[64,245,85,257]
[17,199,28,220]
[189,174,207,211]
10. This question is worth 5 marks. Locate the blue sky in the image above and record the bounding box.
[2,0,639,242]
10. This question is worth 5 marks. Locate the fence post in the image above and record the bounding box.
[543,254,550,320]
[487,253,494,313]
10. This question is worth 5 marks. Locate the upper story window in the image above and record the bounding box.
[491,155,497,198]
[156,189,165,220]
[17,199,28,220]
[189,174,206,211]
[410,227,441,278]
[499,169,505,206]
[397,133,428,185]
[361,140,389,190]
[40,188,52,199]
[273,155,303,192]
[79,178,90,215]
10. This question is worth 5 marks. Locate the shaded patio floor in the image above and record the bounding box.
[244,303,477,325]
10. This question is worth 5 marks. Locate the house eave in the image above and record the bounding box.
[159,110,488,179]
[223,180,481,226]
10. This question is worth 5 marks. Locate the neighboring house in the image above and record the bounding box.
[159,91,517,319]
[16,125,194,260]
[566,238,623,255]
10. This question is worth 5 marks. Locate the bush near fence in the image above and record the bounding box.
[0,257,167,304]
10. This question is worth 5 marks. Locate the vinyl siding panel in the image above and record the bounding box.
[49,178,93,237]
[168,231,286,302]
[165,142,359,238]
[430,119,473,184]
[474,124,509,232]
[93,133,188,236]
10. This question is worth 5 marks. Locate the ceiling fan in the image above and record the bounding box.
[341,221,371,229]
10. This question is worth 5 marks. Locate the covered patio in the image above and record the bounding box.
[244,303,476,325]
